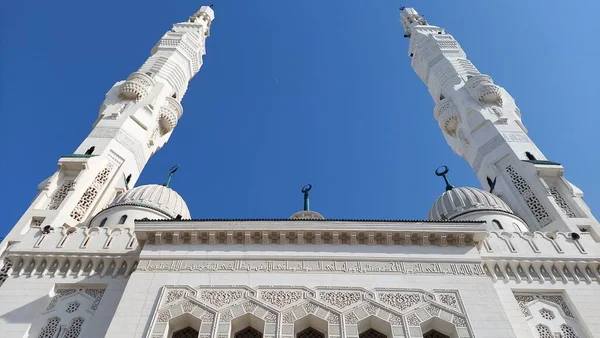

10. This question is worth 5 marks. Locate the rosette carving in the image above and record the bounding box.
[120,72,155,101]
[433,98,459,137]
[465,74,502,106]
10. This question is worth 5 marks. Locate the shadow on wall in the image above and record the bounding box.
[0,276,127,338]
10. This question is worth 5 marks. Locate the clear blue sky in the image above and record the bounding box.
[1,0,599,231]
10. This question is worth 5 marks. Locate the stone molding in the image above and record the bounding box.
[135,221,486,247]
[147,285,474,338]
[136,259,486,277]
[7,254,137,279]
[483,259,600,284]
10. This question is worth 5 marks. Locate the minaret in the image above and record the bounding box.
[399,7,598,233]
[1,6,215,245]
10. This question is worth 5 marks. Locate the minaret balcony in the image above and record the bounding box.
[158,97,183,134]
[464,74,503,106]
[434,98,459,137]
[119,72,155,101]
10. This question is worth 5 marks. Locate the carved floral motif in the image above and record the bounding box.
[345,312,359,324]
[200,290,244,308]
[260,290,302,308]
[320,291,361,309]
[378,293,422,311]
[406,314,421,326]
[438,294,458,309]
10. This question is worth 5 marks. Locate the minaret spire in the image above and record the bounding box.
[1,6,216,248]
[302,184,312,211]
[400,7,599,233]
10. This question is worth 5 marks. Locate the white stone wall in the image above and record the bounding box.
[0,275,128,338]
[105,271,515,338]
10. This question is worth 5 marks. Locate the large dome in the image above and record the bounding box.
[109,184,191,219]
[427,186,513,221]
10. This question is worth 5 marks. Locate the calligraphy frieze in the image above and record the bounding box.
[136,259,486,276]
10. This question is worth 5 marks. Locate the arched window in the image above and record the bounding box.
[492,219,503,230]
[99,218,107,227]
[297,328,325,338]
[359,329,387,338]
[525,152,537,161]
[234,327,263,338]
[172,326,199,338]
[118,215,128,224]
[423,330,450,338]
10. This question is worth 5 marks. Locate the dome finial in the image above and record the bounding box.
[164,165,180,188]
[435,165,454,191]
[301,184,312,211]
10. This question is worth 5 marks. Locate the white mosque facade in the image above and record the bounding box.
[0,6,599,338]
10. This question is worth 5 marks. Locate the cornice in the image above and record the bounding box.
[135,220,487,247]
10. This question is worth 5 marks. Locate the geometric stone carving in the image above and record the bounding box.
[378,292,422,311]
[0,259,12,288]
[37,316,60,338]
[70,163,116,222]
[261,290,302,308]
[62,317,84,338]
[46,289,77,311]
[326,313,340,324]
[406,314,421,326]
[148,286,474,338]
[506,165,553,227]
[66,301,80,314]
[47,180,74,210]
[549,187,577,218]
[84,289,105,311]
[166,290,187,304]
[539,308,555,321]
[199,290,244,308]
[535,324,553,338]
[320,291,361,309]
[438,294,458,310]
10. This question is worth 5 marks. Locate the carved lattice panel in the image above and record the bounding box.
[359,328,387,338]
[549,187,577,218]
[172,327,200,338]
[505,165,553,226]
[235,327,263,338]
[297,328,325,338]
[423,330,450,338]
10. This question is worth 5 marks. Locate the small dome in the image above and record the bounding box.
[109,184,190,219]
[427,186,513,221]
[290,210,325,220]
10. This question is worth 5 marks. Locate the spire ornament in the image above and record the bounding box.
[302,184,312,211]
[435,166,454,191]
[164,165,180,188]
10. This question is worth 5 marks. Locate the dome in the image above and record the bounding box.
[427,186,513,221]
[109,184,191,219]
[290,210,325,220]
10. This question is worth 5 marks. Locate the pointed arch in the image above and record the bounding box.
[293,314,329,338]
[230,313,266,338]
[166,313,202,338]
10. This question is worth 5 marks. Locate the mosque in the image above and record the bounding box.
[0,5,599,338]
